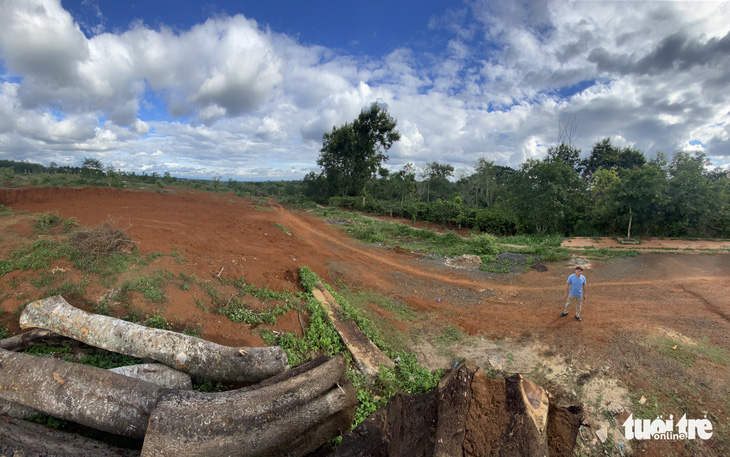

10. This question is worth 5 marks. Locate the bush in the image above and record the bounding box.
[469,233,499,255]
[474,207,517,235]
[33,211,63,233]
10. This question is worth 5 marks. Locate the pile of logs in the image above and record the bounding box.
[0,296,358,456]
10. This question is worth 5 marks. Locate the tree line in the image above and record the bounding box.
[2,104,729,238]
[303,104,730,238]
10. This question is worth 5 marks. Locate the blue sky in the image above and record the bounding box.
[1,0,729,179]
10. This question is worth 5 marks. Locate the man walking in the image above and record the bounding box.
[561,266,586,322]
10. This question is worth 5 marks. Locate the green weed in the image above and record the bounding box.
[117,271,168,304]
[0,240,76,275]
[144,313,171,330]
[33,211,63,233]
[273,223,292,236]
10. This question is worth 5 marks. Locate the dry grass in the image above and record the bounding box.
[69,221,136,256]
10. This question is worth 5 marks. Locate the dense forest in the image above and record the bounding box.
[2,110,729,239]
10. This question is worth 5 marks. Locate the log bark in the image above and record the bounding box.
[0,416,141,457]
[20,295,288,382]
[0,348,167,438]
[141,354,357,457]
[110,363,193,390]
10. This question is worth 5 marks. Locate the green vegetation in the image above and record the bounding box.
[6,136,730,239]
[273,223,292,236]
[260,266,443,428]
[649,335,730,367]
[33,211,63,233]
[116,271,168,304]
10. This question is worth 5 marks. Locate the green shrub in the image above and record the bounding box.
[469,233,499,255]
[33,211,63,233]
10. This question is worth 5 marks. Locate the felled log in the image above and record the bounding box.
[141,354,357,457]
[0,416,140,457]
[335,360,583,457]
[0,362,191,420]
[0,348,167,438]
[0,328,69,351]
[312,283,394,377]
[20,295,288,382]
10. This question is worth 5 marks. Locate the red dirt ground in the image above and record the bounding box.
[2,186,729,355]
[2,187,730,456]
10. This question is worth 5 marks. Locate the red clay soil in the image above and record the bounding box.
[2,187,729,353]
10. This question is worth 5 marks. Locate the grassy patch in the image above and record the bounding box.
[316,208,573,264]
[0,240,76,275]
[648,335,730,367]
[338,285,417,322]
[273,223,292,236]
[116,270,168,304]
[220,298,290,325]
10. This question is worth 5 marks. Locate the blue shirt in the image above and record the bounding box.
[567,274,586,297]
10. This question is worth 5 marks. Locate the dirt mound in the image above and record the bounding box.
[445,254,482,269]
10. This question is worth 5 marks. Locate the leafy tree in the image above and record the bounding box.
[664,151,716,235]
[81,157,105,177]
[607,155,668,238]
[582,138,645,178]
[422,161,454,202]
[317,104,400,203]
[511,159,586,234]
[546,143,583,173]
[458,158,503,208]
[372,163,417,204]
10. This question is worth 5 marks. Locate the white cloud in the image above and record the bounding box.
[0,0,728,178]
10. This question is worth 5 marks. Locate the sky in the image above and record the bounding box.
[0,0,729,180]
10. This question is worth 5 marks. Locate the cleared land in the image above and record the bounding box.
[1,186,729,457]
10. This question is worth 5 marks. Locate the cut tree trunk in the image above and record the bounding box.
[141,354,357,457]
[312,283,393,377]
[0,416,141,457]
[0,348,167,438]
[0,328,69,351]
[19,295,288,382]
[0,363,191,420]
[335,360,582,457]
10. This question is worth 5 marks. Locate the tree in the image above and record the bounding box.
[582,138,645,178]
[607,156,668,238]
[317,104,400,203]
[81,157,105,177]
[546,143,582,173]
[664,151,716,235]
[422,161,454,202]
[511,159,586,234]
